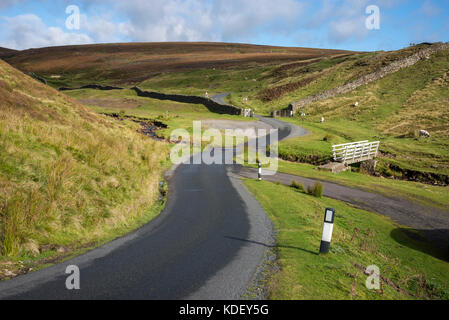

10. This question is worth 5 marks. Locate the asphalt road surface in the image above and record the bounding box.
[0,115,305,300]
[210,93,230,105]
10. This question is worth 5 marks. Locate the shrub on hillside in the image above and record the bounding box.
[290,180,305,192]
[307,182,323,198]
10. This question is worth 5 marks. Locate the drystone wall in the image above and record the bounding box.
[288,43,449,113]
[132,87,242,116]
[59,84,124,91]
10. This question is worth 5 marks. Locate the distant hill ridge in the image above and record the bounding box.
[2,42,356,86]
[0,47,18,59]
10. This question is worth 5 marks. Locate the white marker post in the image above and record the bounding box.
[258,161,262,181]
[320,208,335,254]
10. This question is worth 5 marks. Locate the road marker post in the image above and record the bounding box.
[320,208,335,254]
[258,161,262,181]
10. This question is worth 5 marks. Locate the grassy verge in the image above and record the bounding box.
[0,196,167,279]
[240,141,449,211]
[244,179,449,300]
[246,159,449,211]
[0,60,170,278]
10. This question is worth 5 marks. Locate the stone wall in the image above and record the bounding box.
[132,87,243,116]
[28,73,47,85]
[288,42,449,114]
[59,84,124,91]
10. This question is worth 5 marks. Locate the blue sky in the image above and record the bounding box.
[0,0,448,51]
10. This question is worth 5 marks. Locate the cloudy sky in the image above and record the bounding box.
[0,0,448,51]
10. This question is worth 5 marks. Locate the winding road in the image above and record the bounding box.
[0,113,304,300]
[0,94,447,300]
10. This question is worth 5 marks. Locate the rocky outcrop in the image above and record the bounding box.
[132,86,242,116]
[288,42,449,114]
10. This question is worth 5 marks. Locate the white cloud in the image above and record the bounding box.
[0,14,92,50]
[214,0,303,40]
[313,0,379,44]
[329,17,368,43]
[110,0,303,42]
[80,14,120,43]
[0,0,440,50]
[116,0,218,42]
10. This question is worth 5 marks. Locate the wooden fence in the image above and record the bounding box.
[332,141,380,165]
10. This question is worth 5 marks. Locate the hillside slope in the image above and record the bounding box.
[4,42,355,87]
[0,59,168,261]
[277,45,449,184]
[0,47,18,59]
[289,43,449,112]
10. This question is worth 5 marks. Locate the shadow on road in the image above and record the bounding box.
[225,236,319,256]
[390,228,449,262]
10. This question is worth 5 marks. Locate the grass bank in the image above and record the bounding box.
[244,179,449,300]
[243,158,449,211]
[0,60,169,278]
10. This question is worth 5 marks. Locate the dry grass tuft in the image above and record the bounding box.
[0,60,168,256]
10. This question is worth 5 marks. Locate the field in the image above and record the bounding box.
[245,180,449,300]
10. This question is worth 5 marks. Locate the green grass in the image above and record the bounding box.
[244,179,449,300]
[277,49,449,180]
[277,123,347,164]
[136,55,364,115]
[275,160,449,211]
[135,45,449,182]
[131,45,449,183]
[64,88,255,140]
[1,194,167,279]
[0,60,170,277]
[139,64,275,103]
[242,140,449,212]
[278,115,448,182]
